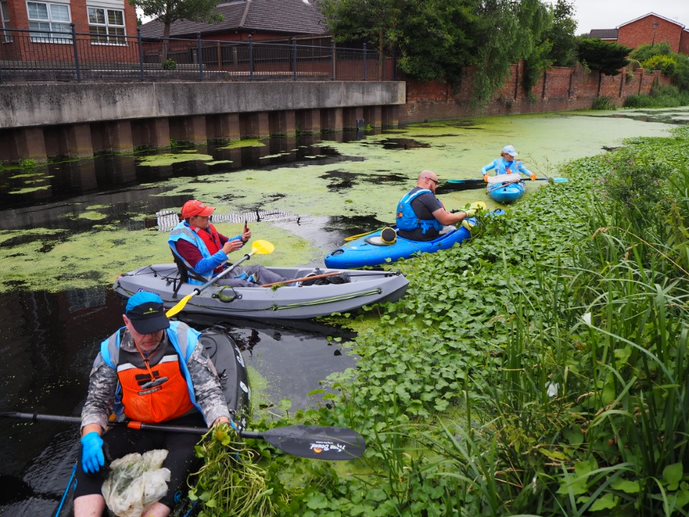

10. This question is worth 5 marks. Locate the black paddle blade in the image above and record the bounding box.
[437,179,486,193]
[249,425,366,461]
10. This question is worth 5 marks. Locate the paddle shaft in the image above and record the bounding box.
[195,251,254,293]
[261,271,344,288]
[166,251,255,317]
[1,411,365,461]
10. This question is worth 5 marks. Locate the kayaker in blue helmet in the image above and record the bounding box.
[73,291,231,517]
[396,170,475,242]
[481,145,537,181]
[169,199,285,287]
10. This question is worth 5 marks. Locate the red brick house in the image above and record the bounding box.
[0,0,138,61]
[588,13,689,55]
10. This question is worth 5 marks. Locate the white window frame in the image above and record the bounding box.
[1,0,13,42]
[88,6,126,46]
[27,1,72,44]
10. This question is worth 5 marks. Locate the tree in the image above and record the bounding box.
[577,38,630,96]
[576,38,630,76]
[131,0,223,60]
[320,0,403,80]
[517,0,554,96]
[545,0,578,67]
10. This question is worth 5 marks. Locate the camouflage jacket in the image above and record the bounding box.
[80,324,230,431]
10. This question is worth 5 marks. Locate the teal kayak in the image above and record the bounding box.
[325,224,474,269]
[487,181,525,204]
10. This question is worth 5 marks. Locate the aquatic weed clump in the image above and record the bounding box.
[188,424,283,516]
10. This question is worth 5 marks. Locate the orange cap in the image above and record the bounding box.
[181,200,215,219]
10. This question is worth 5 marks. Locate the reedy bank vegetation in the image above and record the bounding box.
[191,126,689,515]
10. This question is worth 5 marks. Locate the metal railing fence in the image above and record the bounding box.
[0,26,393,83]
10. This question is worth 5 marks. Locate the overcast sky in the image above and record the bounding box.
[567,0,689,34]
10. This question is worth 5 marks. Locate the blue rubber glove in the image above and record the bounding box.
[81,432,105,474]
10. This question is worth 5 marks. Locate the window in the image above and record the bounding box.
[88,7,125,45]
[1,0,13,42]
[27,1,72,43]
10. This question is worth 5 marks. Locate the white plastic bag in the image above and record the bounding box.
[102,449,171,517]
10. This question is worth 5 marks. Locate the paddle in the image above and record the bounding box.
[261,271,347,288]
[0,412,366,461]
[166,239,275,318]
[344,228,388,242]
[445,176,568,191]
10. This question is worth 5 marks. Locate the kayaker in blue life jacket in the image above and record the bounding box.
[396,170,475,242]
[481,145,537,182]
[169,200,285,287]
[73,291,231,517]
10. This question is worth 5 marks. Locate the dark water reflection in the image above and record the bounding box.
[0,132,370,211]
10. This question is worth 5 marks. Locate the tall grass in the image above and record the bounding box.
[421,133,689,515]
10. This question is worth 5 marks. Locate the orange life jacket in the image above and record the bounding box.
[101,323,200,424]
[116,341,195,423]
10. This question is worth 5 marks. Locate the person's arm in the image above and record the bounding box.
[481,159,497,180]
[517,161,536,180]
[80,354,118,433]
[175,239,231,276]
[187,346,232,427]
[432,207,469,225]
[419,194,470,225]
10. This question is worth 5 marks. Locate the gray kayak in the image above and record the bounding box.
[113,265,408,320]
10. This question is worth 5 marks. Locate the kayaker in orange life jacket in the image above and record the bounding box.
[73,291,231,517]
[169,199,286,286]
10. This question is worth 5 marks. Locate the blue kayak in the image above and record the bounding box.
[488,181,525,204]
[325,224,474,269]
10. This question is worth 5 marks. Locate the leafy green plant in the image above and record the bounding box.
[591,96,616,110]
[162,59,177,70]
[189,424,282,516]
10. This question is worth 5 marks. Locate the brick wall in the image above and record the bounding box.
[401,62,669,124]
[681,31,689,55]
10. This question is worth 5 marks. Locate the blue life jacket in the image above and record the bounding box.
[169,221,212,285]
[396,189,444,235]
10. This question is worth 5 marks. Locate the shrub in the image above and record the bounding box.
[591,96,616,110]
[623,84,689,108]
[162,59,177,70]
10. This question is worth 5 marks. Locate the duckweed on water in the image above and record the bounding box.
[219,139,266,150]
[0,221,315,293]
[137,153,214,167]
[1,110,683,295]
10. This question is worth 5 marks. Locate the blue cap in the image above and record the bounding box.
[125,292,169,334]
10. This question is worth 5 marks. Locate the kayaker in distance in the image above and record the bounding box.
[74,291,231,516]
[481,144,537,182]
[169,199,286,286]
[396,170,476,242]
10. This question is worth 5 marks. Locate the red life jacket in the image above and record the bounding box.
[194,224,226,274]
[117,340,195,424]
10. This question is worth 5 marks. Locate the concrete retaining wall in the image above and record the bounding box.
[0,81,405,129]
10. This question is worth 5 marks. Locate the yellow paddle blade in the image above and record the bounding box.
[166,293,194,318]
[470,201,487,211]
[251,239,275,255]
